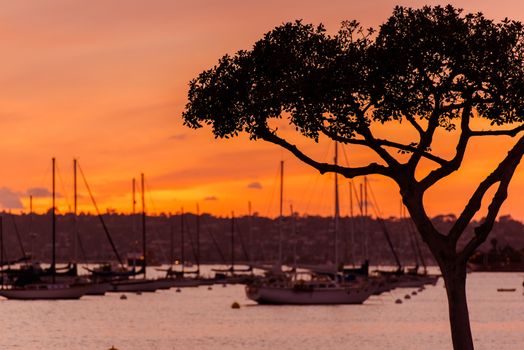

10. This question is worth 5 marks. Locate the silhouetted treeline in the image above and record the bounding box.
[0,212,522,266]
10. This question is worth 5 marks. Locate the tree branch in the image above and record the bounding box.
[319,125,447,166]
[405,114,425,136]
[470,124,524,137]
[450,136,524,255]
[355,126,401,167]
[407,108,441,170]
[401,189,449,263]
[258,127,391,178]
[419,104,472,190]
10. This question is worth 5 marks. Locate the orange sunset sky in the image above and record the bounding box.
[1,0,524,220]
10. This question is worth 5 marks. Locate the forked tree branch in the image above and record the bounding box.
[320,126,447,166]
[258,127,392,178]
[355,126,401,166]
[405,114,425,136]
[402,190,449,260]
[407,109,441,170]
[419,105,473,189]
[450,136,524,254]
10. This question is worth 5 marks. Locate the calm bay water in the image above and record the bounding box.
[0,269,523,349]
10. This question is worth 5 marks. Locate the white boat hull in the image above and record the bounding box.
[246,284,373,305]
[0,284,89,300]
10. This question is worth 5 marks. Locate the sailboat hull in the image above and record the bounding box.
[389,274,440,288]
[165,279,201,288]
[246,284,373,305]
[109,279,159,292]
[0,284,89,300]
[85,282,111,295]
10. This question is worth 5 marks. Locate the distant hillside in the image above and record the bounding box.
[0,212,522,265]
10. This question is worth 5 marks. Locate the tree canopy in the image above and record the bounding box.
[183,5,524,256]
[184,5,524,160]
[183,7,524,348]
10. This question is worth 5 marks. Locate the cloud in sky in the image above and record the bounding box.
[247,181,262,189]
[26,187,63,198]
[27,187,52,198]
[168,133,188,141]
[204,196,218,201]
[0,187,23,209]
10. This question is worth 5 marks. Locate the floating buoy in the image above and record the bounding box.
[136,291,142,295]
[108,346,118,350]
[222,284,227,288]
[231,301,240,309]
[207,286,213,290]
[120,294,127,300]
[418,287,424,292]
[395,299,402,304]
[404,294,411,299]
[176,288,181,293]
[411,291,417,296]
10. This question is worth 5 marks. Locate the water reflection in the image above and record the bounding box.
[0,269,522,349]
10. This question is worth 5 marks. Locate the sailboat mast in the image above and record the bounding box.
[73,159,78,262]
[196,203,200,272]
[132,178,136,261]
[290,204,297,270]
[141,173,146,278]
[231,211,235,270]
[74,159,77,215]
[132,178,136,215]
[0,216,3,269]
[248,201,252,261]
[169,215,174,266]
[278,160,284,264]
[361,181,368,259]
[334,143,340,273]
[364,177,368,217]
[29,195,33,259]
[181,207,185,273]
[349,182,356,266]
[52,157,56,283]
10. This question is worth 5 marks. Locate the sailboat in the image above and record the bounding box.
[81,174,152,293]
[69,159,112,296]
[212,211,253,284]
[110,174,161,292]
[157,206,208,288]
[246,148,375,304]
[0,158,88,300]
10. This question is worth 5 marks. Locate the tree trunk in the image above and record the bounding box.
[441,261,474,350]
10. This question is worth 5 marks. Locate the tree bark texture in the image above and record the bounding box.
[441,261,474,350]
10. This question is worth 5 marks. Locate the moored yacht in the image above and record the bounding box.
[0,283,89,300]
[0,158,88,300]
[246,272,374,305]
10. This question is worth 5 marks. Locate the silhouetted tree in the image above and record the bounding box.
[183,5,524,349]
